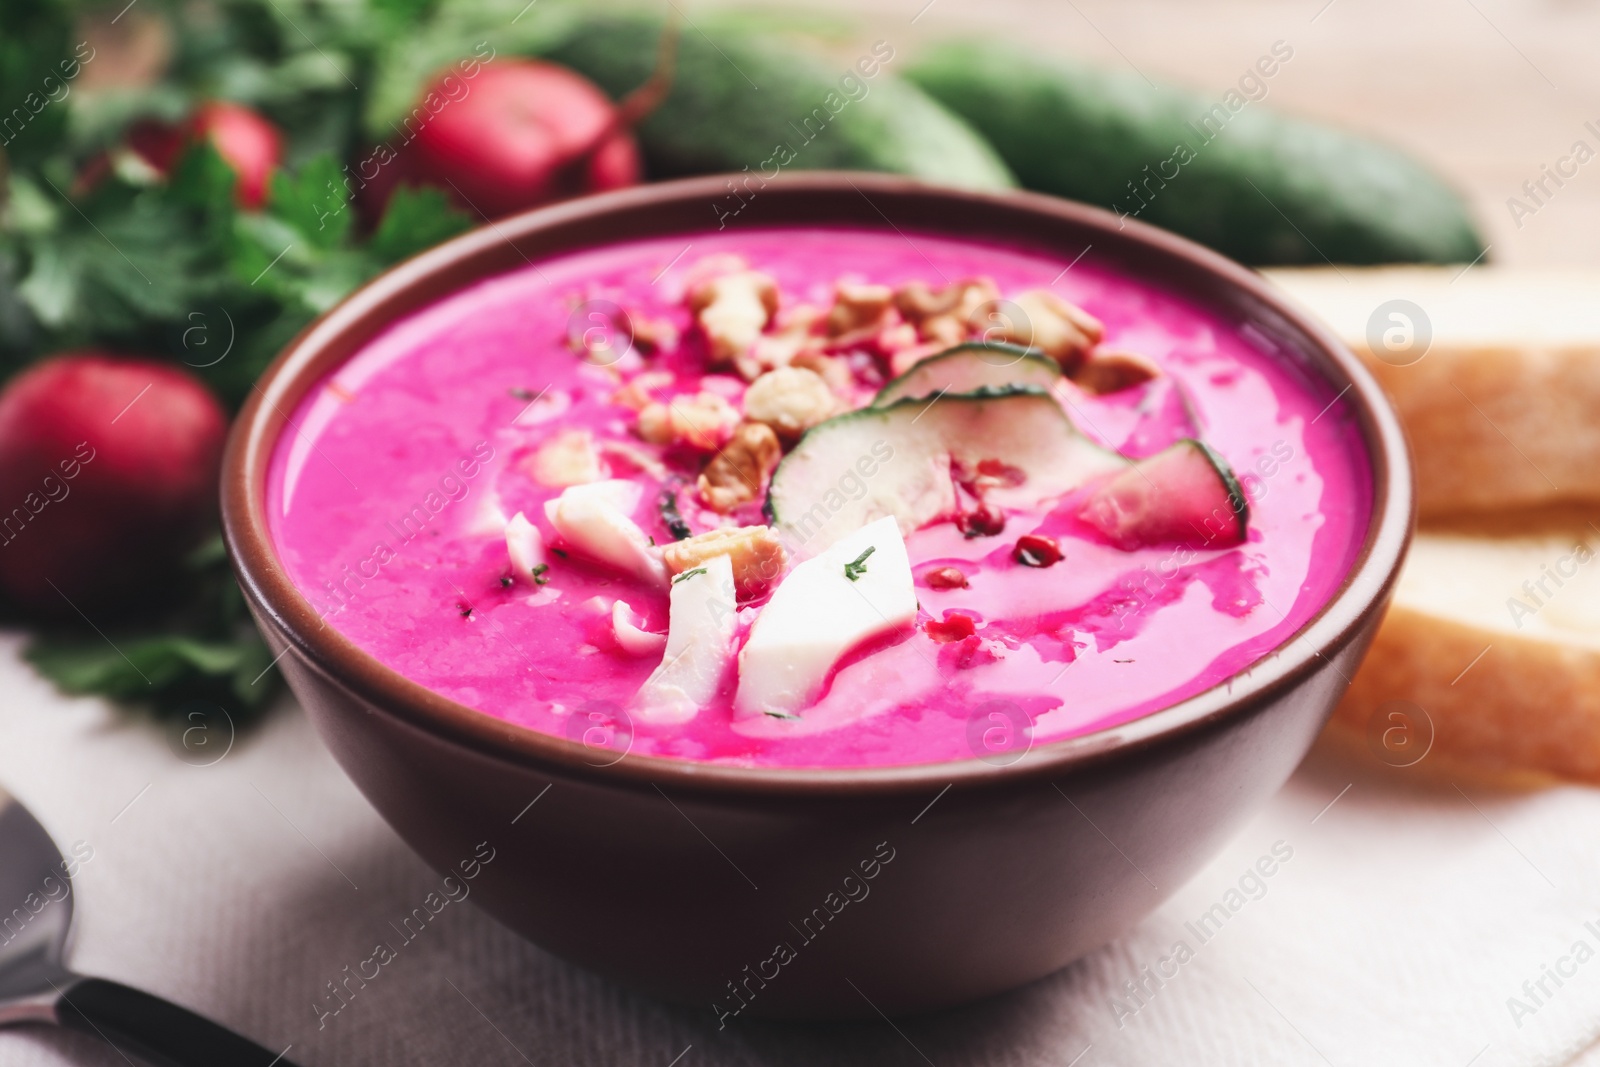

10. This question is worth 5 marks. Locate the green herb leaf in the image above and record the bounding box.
[843,545,875,581]
[531,562,550,585]
[369,185,472,263]
[24,633,277,709]
[672,567,707,585]
[267,153,353,251]
[19,531,284,718]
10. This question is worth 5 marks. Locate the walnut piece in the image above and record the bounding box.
[791,351,855,396]
[742,366,836,440]
[629,316,679,356]
[637,391,740,451]
[663,524,787,599]
[697,421,781,513]
[1075,350,1162,395]
[738,304,823,381]
[525,429,603,487]
[893,277,1000,347]
[825,282,894,341]
[1001,290,1104,371]
[610,370,674,411]
[688,270,780,366]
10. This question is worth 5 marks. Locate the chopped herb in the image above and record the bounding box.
[672,567,708,585]
[499,575,514,589]
[658,486,692,541]
[843,546,876,582]
[763,709,802,720]
[508,387,535,400]
[531,563,550,586]
[648,535,657,546]
[550,548,569,559]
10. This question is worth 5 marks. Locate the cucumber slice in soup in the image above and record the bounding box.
[1076,438,1248,549]
[873,342,1061,407]
[768,385,1126,555]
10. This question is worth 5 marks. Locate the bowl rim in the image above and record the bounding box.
[222,171,1413,799]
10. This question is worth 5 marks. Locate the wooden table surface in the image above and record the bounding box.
[719,0,1600,269]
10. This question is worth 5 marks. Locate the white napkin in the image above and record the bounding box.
[1,633,1597,1067]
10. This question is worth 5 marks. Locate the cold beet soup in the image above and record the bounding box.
[266,227,1371,768]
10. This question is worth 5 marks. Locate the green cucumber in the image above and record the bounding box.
[904,42,1485,266]
[872,342,1060,407]
[1077,439,1248,549]
[540,16,1015,192]
[768,386,1125,554]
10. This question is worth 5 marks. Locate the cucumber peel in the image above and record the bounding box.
[1077,438,1248,549]
[768,385,1125,555]
[905,42,1485,266]
[541,16,1016,191]
[872,342,1061,407]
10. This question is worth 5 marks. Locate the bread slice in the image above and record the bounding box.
[1265,267,1600,519]
[1325,506,1600,784]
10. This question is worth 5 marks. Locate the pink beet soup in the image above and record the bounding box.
[266,227,1371,769]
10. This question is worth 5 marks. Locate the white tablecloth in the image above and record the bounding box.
[1,631,1598,1067]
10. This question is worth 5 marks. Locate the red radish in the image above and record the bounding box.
[0,353,228,614]
[1077,439,1249,550]
[124,119,187,174]
[127,101,284,209]
[362,29,681,228]
[380,59,641,221]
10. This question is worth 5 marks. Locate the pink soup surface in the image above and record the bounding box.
[267,227,1371,768]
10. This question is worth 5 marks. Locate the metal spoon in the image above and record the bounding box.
[0,788,303,1066]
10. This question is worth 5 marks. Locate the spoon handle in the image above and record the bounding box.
[52,976,302,1067]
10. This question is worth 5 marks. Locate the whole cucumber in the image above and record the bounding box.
[905,41,1485,266]
[541,16,1015,196]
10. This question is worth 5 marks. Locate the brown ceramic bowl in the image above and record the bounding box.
[222,173,1412,1020]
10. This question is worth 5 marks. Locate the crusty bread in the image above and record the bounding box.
[1265,267,1600,519]
[1264,267,1600,783]
[1325,506,1600,783]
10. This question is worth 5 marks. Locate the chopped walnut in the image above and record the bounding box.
[525,429,603,487]
[688,270,780,366]
[697,421,781,513]
[742,366,837,441]
[629,316,679,356]
[611,370,675,411]
[739,305,823,381]
[825,282,894,342]
[893,277,1000,347]
[791,351,856,396]
[1000,290,1104,371]
[637,391,740,452]
[663,524,787,599]
[1075,350,1162,395]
